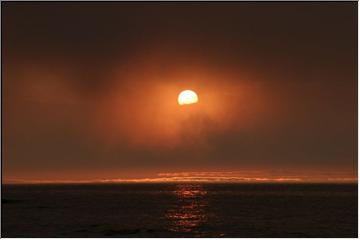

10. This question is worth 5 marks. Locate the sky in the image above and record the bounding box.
[3,2,357,183]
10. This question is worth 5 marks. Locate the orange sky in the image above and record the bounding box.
[3,3,357,183]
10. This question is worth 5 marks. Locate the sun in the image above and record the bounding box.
[178,90,198,105]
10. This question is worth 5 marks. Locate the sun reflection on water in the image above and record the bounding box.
[166,184,208,235]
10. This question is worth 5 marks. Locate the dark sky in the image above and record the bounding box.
[3,2,357,182]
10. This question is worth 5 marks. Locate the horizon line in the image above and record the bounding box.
[3,177,357,185]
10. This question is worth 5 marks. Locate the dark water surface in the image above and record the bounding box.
[2,183,357,237]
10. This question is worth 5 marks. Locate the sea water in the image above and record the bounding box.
[2,183,357,237]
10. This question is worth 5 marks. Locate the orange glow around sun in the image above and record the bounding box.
[89,51,270,148]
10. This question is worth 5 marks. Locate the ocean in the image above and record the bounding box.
[2,183,357,237]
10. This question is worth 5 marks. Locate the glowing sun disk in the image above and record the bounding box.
[178,90,198,105]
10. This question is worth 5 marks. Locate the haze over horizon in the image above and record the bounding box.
[3,2,357,183]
